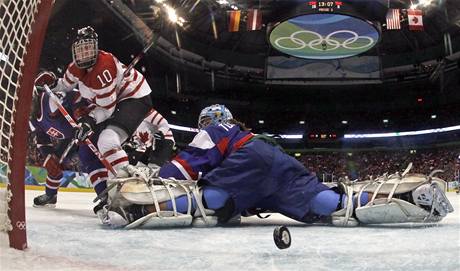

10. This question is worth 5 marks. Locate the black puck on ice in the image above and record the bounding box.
[273,225,291,249]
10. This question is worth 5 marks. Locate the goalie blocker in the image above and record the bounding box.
[100,164,453,229]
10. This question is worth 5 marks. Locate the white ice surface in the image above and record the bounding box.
[1,190,459,271]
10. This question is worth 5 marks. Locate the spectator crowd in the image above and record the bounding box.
[25,130,460,183]
[299,148,460,182]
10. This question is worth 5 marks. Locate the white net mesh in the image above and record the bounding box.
[0,0,41,236]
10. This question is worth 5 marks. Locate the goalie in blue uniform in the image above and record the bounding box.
[102,104,454,228]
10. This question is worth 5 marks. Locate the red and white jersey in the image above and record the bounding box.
[62,50,151,123]
[131,109,175,151]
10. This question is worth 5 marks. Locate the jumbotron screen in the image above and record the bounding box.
[269,13,380,60]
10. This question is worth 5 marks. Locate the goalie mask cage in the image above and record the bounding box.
[0,0,53,250]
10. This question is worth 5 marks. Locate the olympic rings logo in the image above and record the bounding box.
[16,221,26,230]
[274,30,375,52]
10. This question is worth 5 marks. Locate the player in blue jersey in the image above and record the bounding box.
[31,71,108,208]
[103,104,453,228]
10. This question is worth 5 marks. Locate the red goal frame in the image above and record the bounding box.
[6,0,54,250]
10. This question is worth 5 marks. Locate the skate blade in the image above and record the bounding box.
[33,203,56,208]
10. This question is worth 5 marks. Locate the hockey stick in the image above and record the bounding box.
[58,139,77,164]
[123,37,157,77]
[43,85,117,176]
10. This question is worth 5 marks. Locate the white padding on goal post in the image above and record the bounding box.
[0,188,13,248]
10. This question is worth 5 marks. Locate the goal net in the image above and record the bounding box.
[0,0,53,250]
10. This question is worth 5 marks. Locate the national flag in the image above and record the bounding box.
[386,8,401,30]
[247,9,262,31]
[227,10,241,32]
[308,1,317,9]
[408,9,424,31]
[335,1,342,9]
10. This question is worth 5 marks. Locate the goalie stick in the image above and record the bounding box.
[42,84,117,176]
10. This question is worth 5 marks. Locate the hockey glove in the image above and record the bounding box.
[35,71,58,91]
[153,131,165,141]
[43,154,63,179]
[75,115,96,142]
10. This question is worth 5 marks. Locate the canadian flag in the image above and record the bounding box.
[408,9,423,31]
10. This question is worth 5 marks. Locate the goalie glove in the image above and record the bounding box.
[35,71,58,91]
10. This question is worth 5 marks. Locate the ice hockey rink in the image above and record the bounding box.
[1,190,459,271]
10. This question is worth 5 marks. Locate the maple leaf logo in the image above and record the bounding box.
[138,131,151,144]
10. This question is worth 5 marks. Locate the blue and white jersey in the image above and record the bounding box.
[159,123,253,180]
[30,91,82,156]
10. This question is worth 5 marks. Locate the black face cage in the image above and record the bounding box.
[72,38,98,69]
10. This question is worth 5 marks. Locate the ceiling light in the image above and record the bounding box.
[431,115,437,119]
[341,120,348,124]
[258,120,264,124]
[383,119,389,123]
[164,5,178,23]
[299,120,305,124]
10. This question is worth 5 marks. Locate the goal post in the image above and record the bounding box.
[0,0,54,250]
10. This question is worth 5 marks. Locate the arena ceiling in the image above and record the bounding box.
[134,0,460,57]
[40,0,460,133]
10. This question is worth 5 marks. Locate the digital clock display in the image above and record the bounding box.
[308,1,343,12]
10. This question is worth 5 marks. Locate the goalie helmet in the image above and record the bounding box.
[72,26,98,69]
[198,104,233,129]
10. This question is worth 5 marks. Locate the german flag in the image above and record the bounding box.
[227,10,241,32]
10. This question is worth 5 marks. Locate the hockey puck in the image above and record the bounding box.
[273,225,291,249]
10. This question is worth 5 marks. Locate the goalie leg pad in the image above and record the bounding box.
[125,211,193,229]
[355,185,453,224]
[107,177,222,229]
[332,169,454,225]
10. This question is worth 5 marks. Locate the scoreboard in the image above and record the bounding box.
[308,1,343,12]
[307,132,339,143]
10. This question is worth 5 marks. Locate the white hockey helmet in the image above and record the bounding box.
[72,26,98,69]
[198,104,233,129]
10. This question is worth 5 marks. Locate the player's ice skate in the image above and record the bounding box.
[33,193,57,208]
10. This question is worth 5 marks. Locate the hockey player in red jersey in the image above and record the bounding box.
[51,26,153,178]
